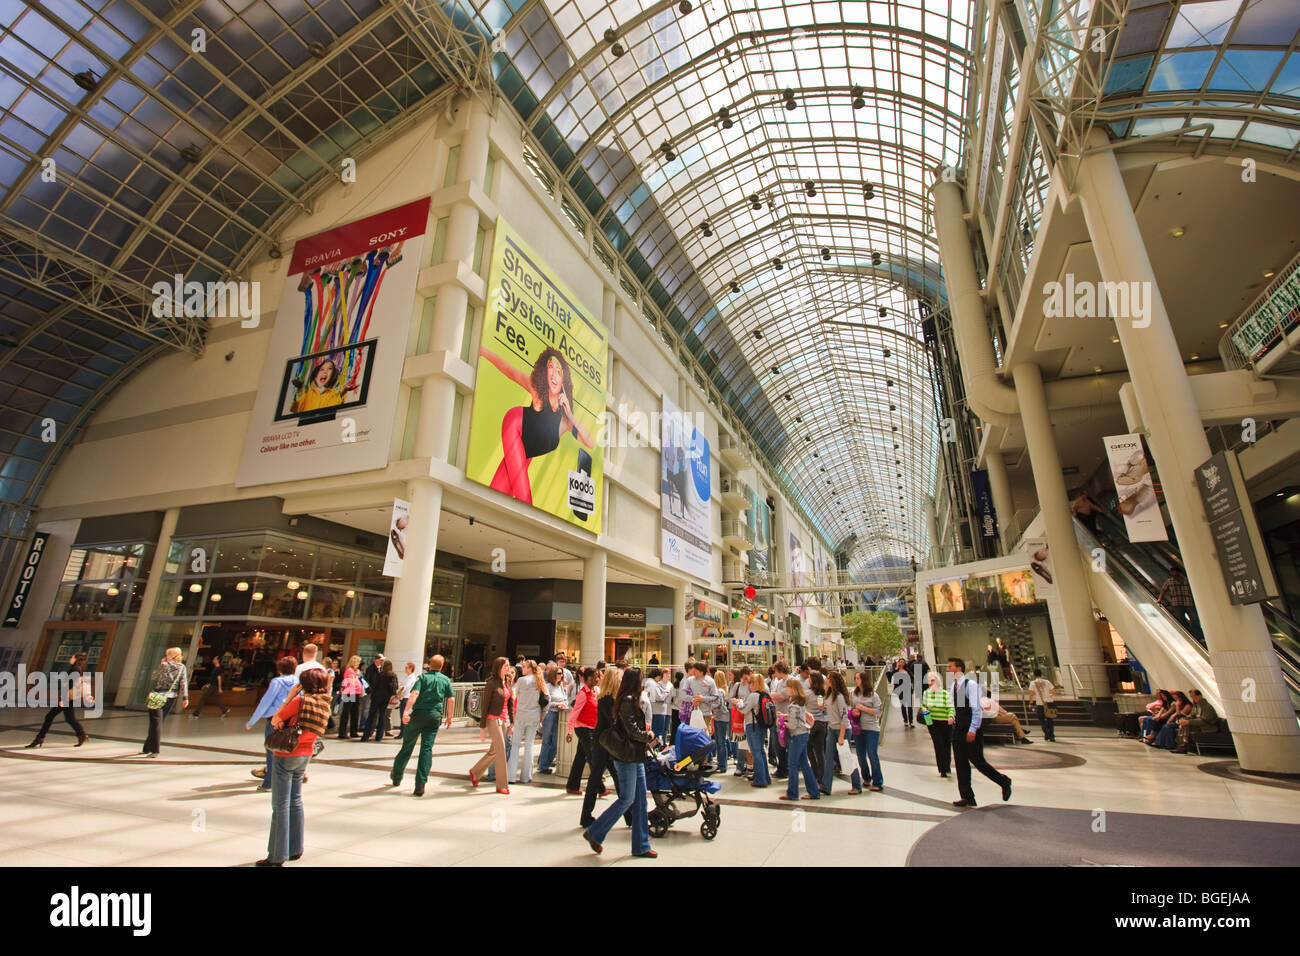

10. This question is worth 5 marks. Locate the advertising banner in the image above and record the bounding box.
[788,531,806,621]
[970,468,997,540]
[466,219,607,532]
[1103,434,1167,542]
[3,531,49,628]
[660,395,711,580]
[1194,451,1279,605]
[382,498,409,578]
[1025,538,1056,598]
[236,198,429,486]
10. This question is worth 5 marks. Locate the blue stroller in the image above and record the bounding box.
[645,724,723,840]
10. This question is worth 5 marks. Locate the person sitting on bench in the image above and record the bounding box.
[1172,689,1219,754]
[980,695,1032,744]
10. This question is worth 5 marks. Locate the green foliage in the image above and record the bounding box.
[842,609,905,660]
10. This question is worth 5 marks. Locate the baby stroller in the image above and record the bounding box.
[645,724,723,840]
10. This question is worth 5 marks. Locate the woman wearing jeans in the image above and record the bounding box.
[822,670,853,795]
[581,667,656,858]
[738,672,770,787]
[779,679,819,800]
[852,671,884,791]
[246,656,297,790]
[257,667,330,866]
[537,664,568,773]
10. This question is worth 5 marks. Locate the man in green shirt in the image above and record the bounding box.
[390,654,457,796]
[1173,689,1219,754]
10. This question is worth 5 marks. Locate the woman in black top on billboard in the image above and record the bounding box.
[479,346,595,504]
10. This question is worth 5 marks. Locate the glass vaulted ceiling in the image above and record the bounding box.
[480,0,971,569]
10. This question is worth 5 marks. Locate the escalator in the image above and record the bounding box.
[1078,509,1300,712]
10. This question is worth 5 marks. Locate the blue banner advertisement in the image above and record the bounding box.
[971,468,997,540]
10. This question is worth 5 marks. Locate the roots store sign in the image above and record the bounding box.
[466,218,608,532]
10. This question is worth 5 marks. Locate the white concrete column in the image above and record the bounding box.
[672,583,689,669]
[114,507,180,706]
[985,446,1014,553]
[384,480,444,670]
[581,550,606,665]
[423,99,492,463]
[1012,361,1106,695]
[1076,132,1300,773]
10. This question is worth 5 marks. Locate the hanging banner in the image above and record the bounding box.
[465,218,607,532]
[1103,434,1167,542]
[236,197,430,486]
[1194,451,1279,605]
[660,394,712,580]
[788,531,806,621]
[3,532,49,628]
[382,498,410,578]
[970,468,998,540]
[1024,538,1056,598]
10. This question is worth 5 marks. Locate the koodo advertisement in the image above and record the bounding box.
[466,219,608,532]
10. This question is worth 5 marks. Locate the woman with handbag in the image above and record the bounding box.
[142,647,188,757]
[579,666,621,827]
[509,660,545,783]
[257,667,331,866]
[337,655,364,739]
[581,667,657,858]
[468,657,512,794]
[822,670,854,795]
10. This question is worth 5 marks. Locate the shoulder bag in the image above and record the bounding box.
[146,666,182,711]
[266,708,302,753]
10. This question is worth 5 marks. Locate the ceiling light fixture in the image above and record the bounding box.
[678,0,692,13]
[851,85,865,109]
[879,307,887,318]
[863,182,875,200]
[718,106,733,130]
[821,247,831,260]
[180,144,202,164]
[750,193,762,210]
[73,69,99,93]
[783,87,797,110]
[1263,269,1276,278]
[729,280,741,293]
[1170,226,1185,238]
[661,141,676,162]
[773,257,783,270]
[805,180,817,197]
[700,220,712,237]
[307,41,328,58]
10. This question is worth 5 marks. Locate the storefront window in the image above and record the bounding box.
[258,535,315,581]
[52,542,150,621]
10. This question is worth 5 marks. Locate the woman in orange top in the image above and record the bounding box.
[258,667,331,867]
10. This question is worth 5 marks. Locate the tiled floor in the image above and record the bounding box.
[2,708,1296,866]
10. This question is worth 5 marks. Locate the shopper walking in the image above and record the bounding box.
[337,655,364,739]
[948,658,1011,808]
[468,657,512,794]
[510,660,545,783]
[851,670,883,792]
[581,667,657,858]
[361,660,398,742]
[391,655,456,796]
[257,667,331,866]
[27,652,92,748]
[564,667,600,794]
[142,647,188,757]
[579,667,621,828]
[187,654,230,718]
[891,659,914,728]
[1026,669,1057,742]
[921,670,953,777]
[779,678,818,801]
[246,657,298,789]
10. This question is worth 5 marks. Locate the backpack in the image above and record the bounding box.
[754,691,777,729]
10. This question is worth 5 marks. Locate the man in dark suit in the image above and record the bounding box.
[360,654,384,733]
[948,658,1011,808]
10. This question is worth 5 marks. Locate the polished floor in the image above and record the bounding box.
[1,706,1296,866]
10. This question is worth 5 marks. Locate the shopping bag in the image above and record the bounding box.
[689,707,707,730]
[837,738,855,772]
